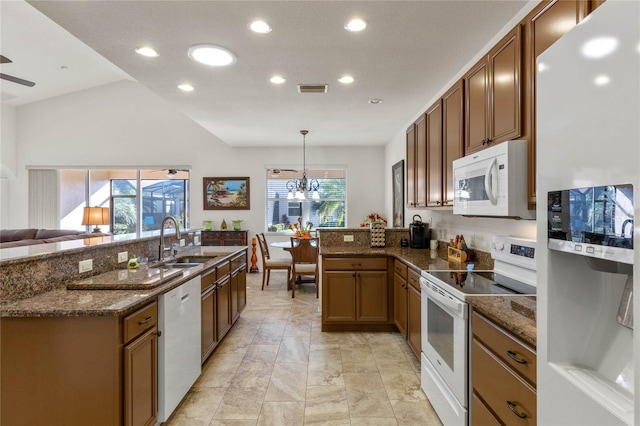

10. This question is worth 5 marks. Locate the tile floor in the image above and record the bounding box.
[166,270,443,425]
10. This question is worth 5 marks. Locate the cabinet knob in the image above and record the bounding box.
[506,401,527,419]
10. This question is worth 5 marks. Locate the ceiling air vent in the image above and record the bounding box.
[297,84,328,94]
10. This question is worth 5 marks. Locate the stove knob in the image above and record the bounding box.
[495,242,505,251]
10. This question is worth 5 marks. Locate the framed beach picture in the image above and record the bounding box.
[203,177,250,210]
[392,160,404,227]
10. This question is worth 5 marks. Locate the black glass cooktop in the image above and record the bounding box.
[424,270,520,299]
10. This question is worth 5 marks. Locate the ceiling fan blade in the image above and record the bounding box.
[0,73,36,87]
[0,55,13,64]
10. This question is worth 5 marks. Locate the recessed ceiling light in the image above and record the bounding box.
[135,46,159,57]
[345,18,367,32]
[178,83,194,92]
[250,20,272,34]
[368,98,383,104]
[188,44,236,67]
[594,75,610,86]
[338,75,354,84]
[581,37,618,59]
[270,75,286,84]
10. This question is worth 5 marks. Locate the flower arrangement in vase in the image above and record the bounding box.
[289,217,314,238]
[360,212,387,227]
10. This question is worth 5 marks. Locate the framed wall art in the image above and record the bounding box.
[203,177,250,210]
[392,160,404,227]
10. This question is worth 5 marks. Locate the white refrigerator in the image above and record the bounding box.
[536,1,639,425]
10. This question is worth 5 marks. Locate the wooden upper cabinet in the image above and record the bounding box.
[406,124,416,208]
[489,25,522,143]
[442,79,464,206]
[465,25,523,155]
[523,0,585,209]
[464,59,489,154]
[415,115,427,208]
[406,115,427,208]
[426,101,443,207]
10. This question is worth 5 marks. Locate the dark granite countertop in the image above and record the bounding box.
[467,295,537,348]
[322,246,459,271]
[0,246,243,318]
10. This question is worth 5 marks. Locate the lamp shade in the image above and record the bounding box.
[81,207,109,232]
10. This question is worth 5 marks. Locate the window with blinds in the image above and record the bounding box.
[266,168,346,233]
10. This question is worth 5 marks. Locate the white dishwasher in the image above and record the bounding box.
[157,275,201,423]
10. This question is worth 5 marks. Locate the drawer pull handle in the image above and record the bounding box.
[507,350,527,364]
[138,316,153,325]
[507,401,527,418]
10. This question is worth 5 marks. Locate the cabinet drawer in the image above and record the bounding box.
[472,392,501,426]
[230,253,246,271]
[324,257,387,271]
[124,301,158,343]
[472,338,536,425]
[393,260,408,279]
[472,310,536,386]
[201,270,216,291]
[217,261,230,278]
[407,269,421,291]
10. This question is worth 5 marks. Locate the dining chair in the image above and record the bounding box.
[257,233,291,291]
[289,237,319,298]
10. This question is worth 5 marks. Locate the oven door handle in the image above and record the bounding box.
[422,280,467,319]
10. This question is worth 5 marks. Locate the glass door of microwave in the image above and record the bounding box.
[454,157,498,204]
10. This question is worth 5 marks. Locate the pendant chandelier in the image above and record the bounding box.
[287,130,320,200]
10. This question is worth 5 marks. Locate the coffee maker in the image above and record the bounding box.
[409,215,430,248]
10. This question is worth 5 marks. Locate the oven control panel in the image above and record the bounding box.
[491,236,536,271]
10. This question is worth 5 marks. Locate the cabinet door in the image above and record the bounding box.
[472,392,502,426]
[216,277,232,340]
[415,114,427,208]
[124,327,158,426]
[407,283,421,359]
[356,271,388,322]
[201,287,216,363]
[464,59,489,154]
[426,100,443,207]
[394,273,408,337]
[237,266,247,313]
[323,272,356,322]
[525,0,582,208]
[442,80,464,206]
[406,124,416,207]
[230,269,239,323]
[488,25,522,143]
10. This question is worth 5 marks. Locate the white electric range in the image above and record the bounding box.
[419,236,537,425]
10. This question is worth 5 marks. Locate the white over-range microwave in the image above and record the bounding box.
[452,139,535,219]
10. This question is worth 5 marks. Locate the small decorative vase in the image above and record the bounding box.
[203,220,213,231]
[127,257,140,269]
[232,220,242,231]
[221,219,227,230]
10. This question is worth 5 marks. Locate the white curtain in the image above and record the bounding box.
[28,169,59,228]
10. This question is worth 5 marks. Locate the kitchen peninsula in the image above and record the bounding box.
[0,232,248,426]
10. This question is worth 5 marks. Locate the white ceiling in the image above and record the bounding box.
[3,0,530,147]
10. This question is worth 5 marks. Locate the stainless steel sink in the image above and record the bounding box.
[165,262,200,268]
[172,257,214,264]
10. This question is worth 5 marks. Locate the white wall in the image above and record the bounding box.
[9,80,385,235]
[1,104,17,228]
[383,0,540,251]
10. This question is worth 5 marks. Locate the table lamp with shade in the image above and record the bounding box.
[81,206,109,233]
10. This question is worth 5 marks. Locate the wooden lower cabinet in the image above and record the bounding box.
[1,301,159,426]
[394,270,408,337]
[124,327,158,426]
[471,309,537,425]
[322,256,392,330]
[406,280,421,358]
[216,274,232,340]
[201,285,217,362]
